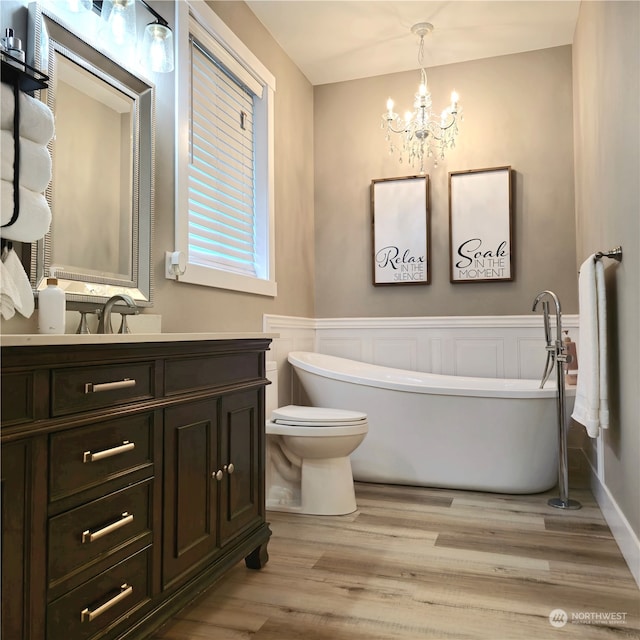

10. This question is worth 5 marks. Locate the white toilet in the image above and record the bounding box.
[265,363,368,515]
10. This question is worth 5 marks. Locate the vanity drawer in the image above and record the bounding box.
[165,352,261,395]
[47,546,151,640]
[48,479,153,587]
[49,413,154,502]
[52,362,154,417]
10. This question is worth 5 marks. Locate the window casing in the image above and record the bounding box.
[175,0,276,296]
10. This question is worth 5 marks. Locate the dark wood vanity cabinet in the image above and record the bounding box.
[162,388,262,588]
[1,337,272,640]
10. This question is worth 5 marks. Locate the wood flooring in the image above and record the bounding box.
[152,483,639,640]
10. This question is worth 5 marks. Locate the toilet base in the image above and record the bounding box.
[267,456,357,516]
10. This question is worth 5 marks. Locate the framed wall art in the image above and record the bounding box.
[371,175,430,286]
[449,166,513,283]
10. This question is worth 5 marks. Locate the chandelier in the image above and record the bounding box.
[382,23,461,172]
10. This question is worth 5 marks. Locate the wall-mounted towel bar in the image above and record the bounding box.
[595,246,623,262]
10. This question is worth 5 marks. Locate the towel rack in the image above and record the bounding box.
[0,51,49,230]
[595,246,623,262]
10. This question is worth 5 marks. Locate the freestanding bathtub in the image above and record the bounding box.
[288,351,576,494]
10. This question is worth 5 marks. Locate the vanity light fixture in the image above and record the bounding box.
[75,0,174,73]
[382,22,461,173]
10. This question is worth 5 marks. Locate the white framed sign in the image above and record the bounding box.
[371,175,430,285]
[449,166,513,283]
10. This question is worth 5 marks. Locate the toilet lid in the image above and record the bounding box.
[271,405,367,427]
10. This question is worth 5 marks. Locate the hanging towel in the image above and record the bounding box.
[0,247,34,319]
[1,83,55,145]
[571,255,609,437]
[1,130,52,193]
[0,253,19,319]
[0,179,52,242]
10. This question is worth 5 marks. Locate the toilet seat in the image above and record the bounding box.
[267,405,368,437]
[272,405,367,426]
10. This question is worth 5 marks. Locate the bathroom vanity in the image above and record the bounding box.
[1,334,273,640]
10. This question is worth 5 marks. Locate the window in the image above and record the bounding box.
[175,1,276,296]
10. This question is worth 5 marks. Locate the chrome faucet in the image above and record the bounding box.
[532,289,581,510]
[532,290,568,388]
[97,294,139,334]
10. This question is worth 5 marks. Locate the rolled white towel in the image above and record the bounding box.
[0,179,52,242]
[1,130,52,193]
[1,83,55,145]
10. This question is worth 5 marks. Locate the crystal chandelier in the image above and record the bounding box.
[382,23,461,172]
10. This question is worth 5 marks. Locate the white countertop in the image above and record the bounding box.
[0,333,278,347]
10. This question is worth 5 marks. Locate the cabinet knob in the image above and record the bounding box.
[212,469,223,481]
[225,463,235,475]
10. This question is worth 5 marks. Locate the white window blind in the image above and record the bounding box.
[175,1,276,296]
[188,36,257,277]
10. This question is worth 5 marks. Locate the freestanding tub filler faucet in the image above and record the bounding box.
[532,290,581,510]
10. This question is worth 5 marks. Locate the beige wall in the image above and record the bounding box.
[314,46,577,317]
[573,1,639,538]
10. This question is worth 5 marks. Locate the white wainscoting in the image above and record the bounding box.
[263,313,580,403]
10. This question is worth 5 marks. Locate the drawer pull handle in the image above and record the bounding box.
[82,512,134,544]
[84,378,136,394]
[83,441,135,463]
[81,583,133,623]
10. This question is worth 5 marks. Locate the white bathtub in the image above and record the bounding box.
[288,351,575,494]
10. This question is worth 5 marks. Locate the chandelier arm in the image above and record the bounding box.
[385,122,412,135]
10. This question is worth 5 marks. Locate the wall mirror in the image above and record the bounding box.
[28,3,155,306]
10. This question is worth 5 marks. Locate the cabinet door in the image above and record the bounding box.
[2,441,28,639]
[162,399,219,588]
[219,389,263,546]
[1,439,46,640]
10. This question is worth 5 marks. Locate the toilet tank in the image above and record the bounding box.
[265,361,278,419]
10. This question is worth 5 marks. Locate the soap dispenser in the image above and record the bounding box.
[38,276,66,334]
[563,330,578,385]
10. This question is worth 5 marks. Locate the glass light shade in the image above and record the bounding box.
[65,0,92,13]
[101,0,137,55]
[142,23,174,73]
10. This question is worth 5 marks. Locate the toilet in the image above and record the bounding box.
[265,362,368,515]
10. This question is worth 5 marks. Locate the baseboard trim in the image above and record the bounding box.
[589,461,640,589]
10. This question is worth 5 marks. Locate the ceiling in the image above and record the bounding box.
[244,1,581,86]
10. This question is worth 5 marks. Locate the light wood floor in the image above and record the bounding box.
[152,483,639,639]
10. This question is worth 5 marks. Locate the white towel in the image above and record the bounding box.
[571,255,609,437]
[1,130,52,193]
[1,83,55,145]
[0,179,52,242]
[0,247,35,319]
[0,254,19,319]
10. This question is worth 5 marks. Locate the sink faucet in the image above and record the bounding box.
[97,294,139,334]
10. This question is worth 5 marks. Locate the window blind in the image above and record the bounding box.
[188,37,256,276]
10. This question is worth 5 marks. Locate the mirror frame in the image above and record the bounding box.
[28,3,155,307]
